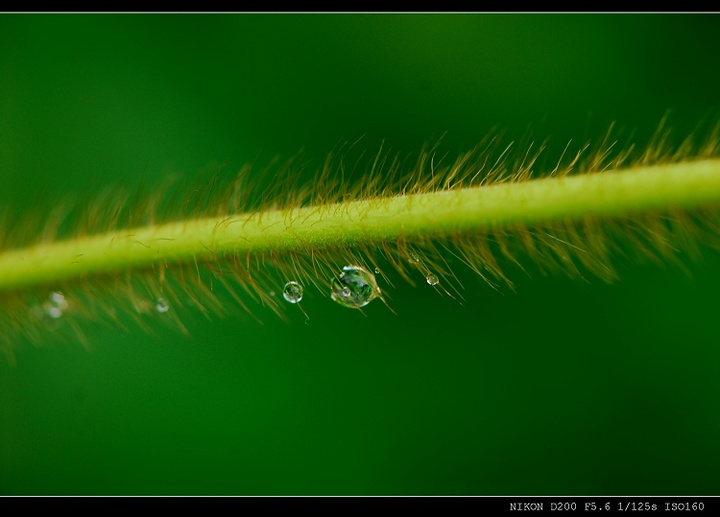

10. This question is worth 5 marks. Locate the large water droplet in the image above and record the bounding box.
[331,265,380,309]
[283,281,304,303]
[426,274,439,286]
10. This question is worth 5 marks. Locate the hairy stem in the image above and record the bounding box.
[2,159,720,294]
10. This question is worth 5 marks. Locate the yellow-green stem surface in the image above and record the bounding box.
[2,159,720,294]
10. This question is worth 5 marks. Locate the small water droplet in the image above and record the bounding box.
[45,304,64,319]
[374,267,381,274]
[29,292,69,329]
[269,290,276,297]
[407,252,421,264]
[283,281,304,303]
[50,291,69,311]
[331,265,381,309]
[42,291,68,319]
[156,297,169,313]
[426,274,439,286]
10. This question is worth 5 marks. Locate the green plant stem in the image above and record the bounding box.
[2,159,720,294]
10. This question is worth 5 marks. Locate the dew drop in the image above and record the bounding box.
[29,291,69,329]
[50,291,69,311]
[45,305,64,319]
[43,291,69,319]
[426,274,439,286]
[331,265,381,309]
[374,267,381,274]
[407,252,421,264]
[156,297,170,313]
[283,281,304,304]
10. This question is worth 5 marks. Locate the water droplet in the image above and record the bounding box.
[43,291,68,319]
[156,297,169,313]
[45,305,64,319]
[426,274,439,286]
[283,281,304,303]
[50,291,69,311]
[374,267,381,274]
[331,265,381,309]
[29,291,69,329]
[268,290,276,297]
[407,252,421,264]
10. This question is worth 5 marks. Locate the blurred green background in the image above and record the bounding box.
[1,14,720,495]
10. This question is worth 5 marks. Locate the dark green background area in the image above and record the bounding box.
[1,13,720,495]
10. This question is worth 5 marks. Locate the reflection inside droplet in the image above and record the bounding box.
[283,281,304,303]
[330,265,381,309]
